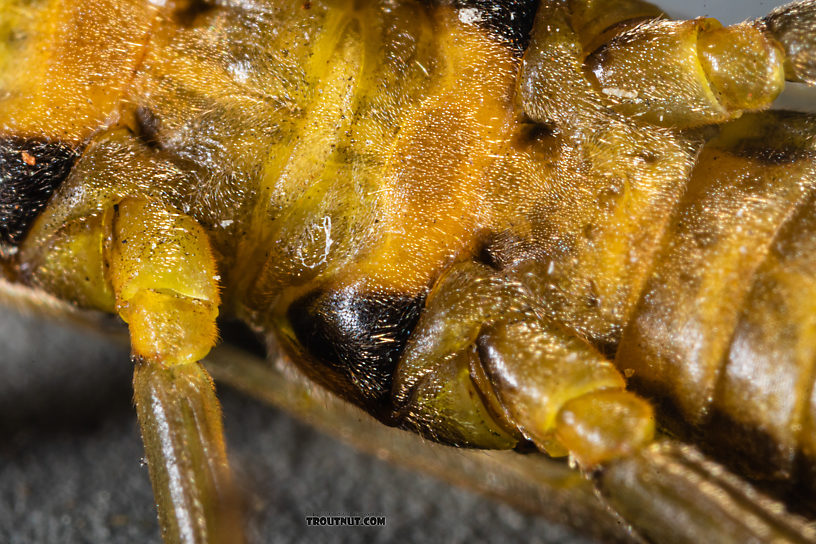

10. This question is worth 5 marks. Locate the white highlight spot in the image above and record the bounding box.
[602,87,638,100]
[297,216,334,269]
[458,8,483,25]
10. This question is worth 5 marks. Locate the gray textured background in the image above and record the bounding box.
[668,0,791,21]
[0,309,594,544]
[0,0,799,543]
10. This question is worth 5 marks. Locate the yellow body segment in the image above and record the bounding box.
[713,190,816,478]
[350,18,518,292]
[0,0,158,142]
[617,113,816,425]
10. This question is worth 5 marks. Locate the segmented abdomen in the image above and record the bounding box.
[616,111,816,485]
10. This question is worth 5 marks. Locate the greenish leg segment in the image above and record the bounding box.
[134,360,244,544]
[111,199,244,544]
[21,189,244,543]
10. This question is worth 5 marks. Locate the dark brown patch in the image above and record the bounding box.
[514,121,556,145]
[171,0,217,27]
[703,408,796,483]
[428,0,540,53]
[287,287,424,417]
[134,106,164,150]
[0,138,78,245]
[731,140,811,165]
[476,231,543,271]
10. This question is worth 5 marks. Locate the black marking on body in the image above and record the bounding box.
[0,138,78,245]
[704,408,797,483]
[431,0,539,52]
[515,121,556,144]
[476,230,544,271]
[731,141,811,165]
[134,106,164,150]
[287,288,424,416]
[171,0,218,27]
[723,111,816,166]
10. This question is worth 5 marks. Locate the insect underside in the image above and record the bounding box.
[2,0,816,542]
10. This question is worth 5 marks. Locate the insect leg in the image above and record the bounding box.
[521,0,811,129]
[476,316,656,468]
[392,261,535,448]
[479,323,816,541]
[109,198,220,367]
[599,441,816,544]
[17,145,243,543]
[394,260,654,466]
[109,197,242,544]
[396,259,815,542]
[762,0,816,85]
[132,357,240,544]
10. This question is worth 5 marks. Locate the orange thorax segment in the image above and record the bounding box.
[343,14,520,293]
[0,0,160,143]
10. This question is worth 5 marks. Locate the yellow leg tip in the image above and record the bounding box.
[555,389,655,469]
[121,290,218,365]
